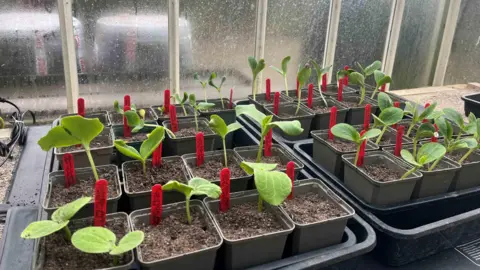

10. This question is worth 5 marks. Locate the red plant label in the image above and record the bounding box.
[124,94,131,107]
[422,103,430,123]
[93,179,108,227]
[307,83,313,108]
[220,168,230,212]
[264,130,272,157]
[196,132,204,167]
[395,125,404,156]
[337,79,343,101]
[357,130,366,167]
[62,153,76,188]
[431,124,439,142]
[363,104,371,130]
[296,79,299,97]
[287,161,295,200]
[164,89,171,113]
[343,65,349,86]
[229,88,233,109]
[150,184,163,225]
[380,84,386,92]
[322,73,327,92]
[123,105,131,138]
[169,105,178,132]
[266,78,271,101]
[328,106,337,140]
[77,98,85,117]
[152,143,162,167]
[273,92,280,115]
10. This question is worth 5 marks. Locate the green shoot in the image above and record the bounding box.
[400,142,446,178]
[0,116,3,129]
[208,72,227,109]
[174,92,189,116]
[403,102,441,137]
[458,115,480,164]
[355,61,382,78]
[411,122,436,157]
[311,60,331,106]
[163,178,221,224]
[370,70,392,99]
[124,109,159,133]
[296,64,312,115]
[373,93,404,144]
[194,73,209,102]
[248,56,266,101]
[208,115,242,167]
[270,56,291,96]
[188,94,215,132]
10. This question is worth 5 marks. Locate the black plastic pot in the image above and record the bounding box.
[182,150,251,192]
[280,88,325,102]
[122,157,189,210]
[450,149,480,191]
[340,94,379,125]
[204,190,294,270]
[129,201,222,270]
[59,110,111,126]
[42,165,122,219]
[113,124,158,162]
[375,127,413,149]
[462,92,480,117]
[311,130,379,179]
[366,91,408,110]
[342,151,421,205]
[54,127,114,168]
[162,118,216,156]
[318,84,356,97]
[151,104,196,123]
[199,98,236,124]
[109,107,156,126]
[281,179,355,255]
[264,102,315,140]
[303,97,349,131]
[247,93,292,113]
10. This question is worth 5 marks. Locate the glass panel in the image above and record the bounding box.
[391,0,446,90]
[179,0,256,100]
[444,0,480,85]
[334,0,392,84]
[264,0,330,92]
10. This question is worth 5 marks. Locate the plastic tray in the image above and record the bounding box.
[462,92,480,117]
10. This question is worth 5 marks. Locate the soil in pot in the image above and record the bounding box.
[134,208,218,262]
[153,105,195,120]
[248,94,291,106]
[325,139,358,152]
[48,166,120,208]
[360,164,403,182]
[376,130,412,147]
[0,140,22,202]
[110,108,156,125]
[282,192,347,224]
[173,126,214,138]
[115,132,148,143]
[188,155,248,181]
[243,155,291,170]
[41,215,131,269]
[57,129,112,153]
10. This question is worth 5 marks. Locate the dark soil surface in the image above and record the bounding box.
[189,155,248,181]
[116,132,148,143]
[110,109,156,125]
[327,139,358,152]
[135,209,219,262]
[340,100,372,108]
[377,132,401,146]
[277,107,311,118]
[214,201,286,240]
[361,164,403,182]
[446,151,477,164]
[422,160,451,171]
[124,159,187,193]
[48,167,119,208]
[310,104,332,113]
[58,131,112,153]
[282,192,347,224]
[173,126,213,138]
[244,154,291,170]
[42,216,131,270]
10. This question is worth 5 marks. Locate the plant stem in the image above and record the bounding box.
[219,92,224,109]
[456,130,463,139]
[113,256,119,266]
[375,126,388,145]
[428,153,445,171]
[256,134,265,163]
[406,122,415,137]
[63,226,72,241]
[84,146,99,181]
[284,76,289,97]
[186,197,192,225]
[459,148,475,164]
[258,196,263,212]
[252,76,258,101]
[413,138,418,157]
[142,160,147,175]
[194,109,199,132]
[222,138,228,167]
[358,86,365,105]
[181,104,187,116]
[317,78,328,107]
[203,86,207,102]
[401,167,418,179]
[295,87,301,115]
[353,143,361,168]
[370,86,378,99]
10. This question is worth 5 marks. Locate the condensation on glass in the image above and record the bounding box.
[264,0,330,92]
[179,0,256,100]
[334,0,392,84]
[444,0,480,85]
[390,0,446,90]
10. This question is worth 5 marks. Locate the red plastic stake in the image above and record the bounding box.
[337,79,343,102]
[62,153,76,188]
[169,105,178,132]
[363,104,371,130]
[343,65,349,86]
[287,161,295,200]
[266,79,271,101]
[380,84,386,92]
[307,83,314,108]
[264,130,272,157]
[196,132,204,167]
[229,88,233,109]
[123,105,131,138]
[164,89,171,113]
[296,79,299,97]
[152,143,162,167]
[77,98,85,117]
[150,184,163,225]
[422,103,430,123]
[93,179,108,227]
[273,92,280,115]
[356,135,367,167]
[394,126,404,157]
[219,168,230,212]
[124,94,131,107]
[322,73,327,92]
[328,106,337,140]
[431,124,439,142]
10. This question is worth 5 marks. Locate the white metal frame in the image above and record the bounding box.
[253,0,268,94]
[168,0,180,94]
[322,0,342,84]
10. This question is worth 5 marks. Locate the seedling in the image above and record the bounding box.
[38,116,103,181]
[123,109,158,133]
[236,105,303,162]
[163,178,221,224]
[331,123,381,167]
[400,142,446,178]
[208,115,242,166]
[270,56,291,97]
[21,197,91,241]
[194,72,209,102]
[0,117,4,129]
[403,101,440,137]
[174,92,189,116]
[208,72,227,108]
[442,108,477,138]
[370,70,392,99]
[457,115,480,164]
[240,162,292,212]
[296,64,312,115]
[114,126,168,174]
[72,227,144,266]
[355,61,382,79]
[372,93,404,144]
[411,122,436,157]
[113,100,138,115]
[188,94,215,132]
[311,60,331,106]
[435,115,478,164]
[248,56,266,101]
[338,61,381,105]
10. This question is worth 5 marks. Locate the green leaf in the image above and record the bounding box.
[188,178,221,198]
[456,137,478,149]
[163,180,194,197]
[124,110,143,128]
[255,59,266,75]
[72,227,116,254]
[52,197,92,223]
[450,140,469,151]
[361,128,382,140]
[255,170,292,206]
[418,103,437,120]
[443,108,465,129]
[248,57,257,73]
[426,110,443,120]
[21,220,69,239]
[209,72,217,82]
[114,100,124,114]
[139,127,165,159]
[227,122,243,134]
[220,76,226,88]
[401,150,421,167]
[320,65,332,75]
[110,231,144,255]
[267,120,303,136]
[193,72,199,81]
[189,93,196,107]
[378,107,403,126]
[348,72,365,86]
[364,61,382,76]
[235,104,266,126]
[374,70,392,87]
[377,92,393,111]
[131,104,137,112]
[297,66,312,88]
[416,122,436,140]
[240,161,277,175]
[331,123,360,143]
[198,102,215,110]
[435,117,452,140]
[38,126,81,151]
[465,113,477,134]
[270,65,284,76]
[404,102,416,116]
[372,114,385,127]
[476,119,480,140]
[418,143,446,164]
[209,115,228,138]
[281,56,291,74]
[114,140,142,161]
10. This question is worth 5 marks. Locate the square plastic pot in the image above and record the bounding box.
[281,179,355,255]
[122,157,189,210]
[342,151,422,205]
[264,102,315,140]
[311,130,379,179]
[151,104,196,123]
[450,150,480,191]
[233,144,304,180]
[305,97,348,131]
[204,190,294,270]
[366,91,408,110]
[60,110,111,126]
[182,150,251,192]
[54,127,114,168]
[113,125,158,162]
[33,212,134,270]
[109,107,157,126]
[248,93,292,113]
[375,127,413,149]
[199,98,236,124]
[313,84,356,97]
[462,92,480,117]
[42,165,122,219]
[162,118,216,156]
[129,201,223,270]
[280,88,322,101]
[340,95,379,125]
